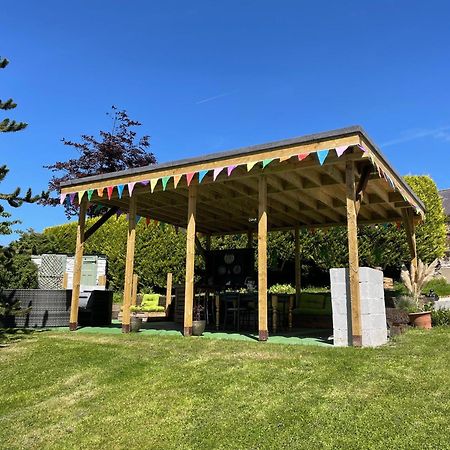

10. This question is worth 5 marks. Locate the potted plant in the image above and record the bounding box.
[400,259,438,329]
[192,303,206,336]
[129,306,143,332]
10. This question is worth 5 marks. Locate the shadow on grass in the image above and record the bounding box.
[0,328,36,347]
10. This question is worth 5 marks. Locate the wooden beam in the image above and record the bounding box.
[184,185,197,336]
[402,208,418,273]
[346,161,362,347]
[294,227,301,305]
[69,197,87,330]
[355,164,372,215]
[258,175,268,341]
[122,196,137,333]
[84,206,119,241]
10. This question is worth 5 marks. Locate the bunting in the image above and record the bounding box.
[146,217,151,227]
[162,176,171,191]
[262,158,274,169]
[87,189,94,201]
[69,193,76,204]
[140,180,149,186]
[117,184,124,199]
[298,153,309,161]
[335,146,348,157]
[128,182,136,195]
[107,186,114,200]
[173,174,182,188]
[213,167,224,181]
[150,178,159,193]
[247,161,258,172]
[317,150,329,166]
[279,155,291,163]
[60,193,67,205]
[97,187,104,197]
[198,170,208,183]
[227,165,237,176]
[186,172,195,186]
[78,190,85,201]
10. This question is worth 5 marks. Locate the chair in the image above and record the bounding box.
[221,292,241,330]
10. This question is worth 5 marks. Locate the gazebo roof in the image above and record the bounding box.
[60,125,425,234]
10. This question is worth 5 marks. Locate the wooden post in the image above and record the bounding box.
[62,272,68,289]
[69,198,88,330]
[131,274,139,306]
[402,209,418,274]
[258,175,268,341]
[294,227,301,306]
[184,185,197,336]
[346,161,362,347]
[166,272,173,309]
[122,196,137,333]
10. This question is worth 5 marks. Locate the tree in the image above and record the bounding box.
[1,58,44,236]
[0,57,27,132]
[42,106,156,217]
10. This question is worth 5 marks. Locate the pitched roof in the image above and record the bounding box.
[440,189,450,217]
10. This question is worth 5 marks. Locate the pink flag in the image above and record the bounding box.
[213,167,224,181]
[227,165,237,176]
[335,146,348,157]
[128,182,136,195]
[186,172,196,186]
[60,193,67,205]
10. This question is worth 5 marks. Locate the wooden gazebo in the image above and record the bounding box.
[60,126,425,346]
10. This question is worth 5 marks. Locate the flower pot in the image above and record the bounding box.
[130,316,142,332]
[192,320,206,336]
[408,311,432,329]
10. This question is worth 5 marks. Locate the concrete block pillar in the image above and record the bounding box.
[330,267,387,347]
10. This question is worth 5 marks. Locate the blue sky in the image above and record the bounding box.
[1,1,449,244]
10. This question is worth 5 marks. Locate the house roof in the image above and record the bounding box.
[440,189,450,217]
[59,125,425,234]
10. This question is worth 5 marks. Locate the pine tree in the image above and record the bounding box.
[0,58,46,235]
[0,57,27,132]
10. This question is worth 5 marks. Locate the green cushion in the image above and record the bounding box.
[141,294,163,311]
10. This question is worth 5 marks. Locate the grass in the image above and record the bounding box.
[0,329,449,450]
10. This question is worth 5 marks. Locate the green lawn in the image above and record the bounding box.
[1,328,449,450]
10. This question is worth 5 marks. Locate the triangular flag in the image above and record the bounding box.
[198,170,208,183]
[357,144,367,152]
[173,174,182,188]
[298,153,309,161]
[69,193,76,204]
[87,189,94,201]
[213,167,224,181]
[107,186,114,200]
[162,176,171,191]
[146,217,151,227]
[150,178,159,193]
[262,158,274,169]
[317,150,329,165]
[60,193,67,205]
[186,172,196,186]
[247,161,258,172]
[128,182,136,195]
[227,165,237,176]
[335,146,348,157]
[279,155,291,162]
[78,190,85,201]
[116,210,122,218]
[94,203,103,213]
[117,184,124,199]
[140,180,149,186]
[136,215,141,224]
[97,187,104,197]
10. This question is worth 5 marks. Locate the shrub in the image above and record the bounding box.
[423,278,450,298]
[431,309,450,326]
[268,284,295,295]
